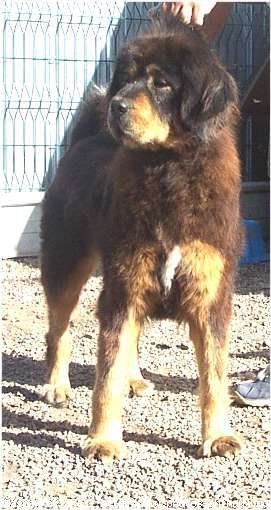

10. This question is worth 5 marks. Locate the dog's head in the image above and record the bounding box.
[107,12,238,149]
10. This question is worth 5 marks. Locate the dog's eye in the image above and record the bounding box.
[153,76,170,89]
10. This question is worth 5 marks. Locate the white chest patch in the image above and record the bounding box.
[162,245,182,294]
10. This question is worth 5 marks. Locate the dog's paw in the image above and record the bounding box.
[83,437,126,463]
[197,435,243,458]
[129,378,154,397]
[44,383,73,408]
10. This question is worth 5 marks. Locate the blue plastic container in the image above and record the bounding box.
[240,219,269,265]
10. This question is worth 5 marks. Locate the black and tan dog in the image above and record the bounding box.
[41,12,243,461]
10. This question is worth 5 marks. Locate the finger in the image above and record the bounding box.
[172,3,183,16]
[192,5,205,25]
[181,4,193,24]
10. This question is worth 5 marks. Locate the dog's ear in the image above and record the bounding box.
[180,65,238,141]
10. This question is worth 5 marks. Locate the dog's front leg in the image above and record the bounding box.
[83,303,139,462]
[190,316,243,458]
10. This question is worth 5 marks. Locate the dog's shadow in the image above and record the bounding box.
[2,405,196,457]
[3,350,261,458]
[2,352,198,396]
[2,352,198,456]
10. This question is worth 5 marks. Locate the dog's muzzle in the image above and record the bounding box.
[108,97,132,138]
[111,98,130,117]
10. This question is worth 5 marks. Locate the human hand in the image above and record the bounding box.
[162,1,217,25]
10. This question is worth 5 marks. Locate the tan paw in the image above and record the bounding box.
[197,435,243,458]
[44,383,72,408]
[83,437,126,463]
[129,378,154,397]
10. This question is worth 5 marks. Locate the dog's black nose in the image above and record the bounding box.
[111,98,129,116]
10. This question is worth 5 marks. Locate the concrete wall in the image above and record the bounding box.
[1,193,43,258]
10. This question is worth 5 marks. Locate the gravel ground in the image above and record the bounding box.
[2,258,270,510]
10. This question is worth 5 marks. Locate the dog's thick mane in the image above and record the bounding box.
[147,10,207,45]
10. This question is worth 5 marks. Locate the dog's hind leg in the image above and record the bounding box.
[128,335,154,397]
[43,256,96,407]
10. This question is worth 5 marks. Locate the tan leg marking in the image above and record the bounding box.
[45,256,97,406]
[190,321,242,458]
[128,327,154,397]
[180,240,224,308]
[84,308,140,462]
[45,328,73,407]
[182,240,242,456]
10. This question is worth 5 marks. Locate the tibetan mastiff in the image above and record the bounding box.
[41,12,243,460]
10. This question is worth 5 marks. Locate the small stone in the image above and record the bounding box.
[177,343,189,350]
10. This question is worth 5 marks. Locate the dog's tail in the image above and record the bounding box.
[69,84,108,146]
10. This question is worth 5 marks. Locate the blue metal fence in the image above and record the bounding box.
[1,1,269,192]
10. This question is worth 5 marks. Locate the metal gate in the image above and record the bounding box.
[1,1,270,193]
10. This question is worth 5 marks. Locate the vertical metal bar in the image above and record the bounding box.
[245,115,253,182]
[2,13,8,191]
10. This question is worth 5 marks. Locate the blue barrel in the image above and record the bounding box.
[240,219,269,265]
